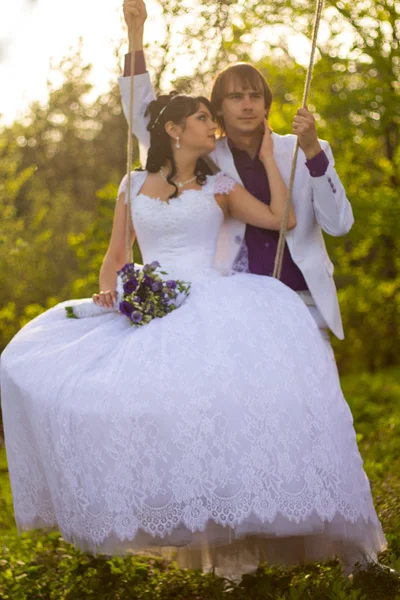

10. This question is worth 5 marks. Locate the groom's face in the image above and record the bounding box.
[219,80,267,138]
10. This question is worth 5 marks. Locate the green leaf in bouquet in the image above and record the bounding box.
[65,306,78,319]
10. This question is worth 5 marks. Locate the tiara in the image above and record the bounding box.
[150,104,169,130]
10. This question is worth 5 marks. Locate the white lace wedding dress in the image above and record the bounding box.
[1,171,385,576]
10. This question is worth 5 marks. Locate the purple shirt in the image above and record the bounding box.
[229,141,328,290]
[126,51,329,290]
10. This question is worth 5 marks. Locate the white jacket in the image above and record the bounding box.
[119,73,354,339]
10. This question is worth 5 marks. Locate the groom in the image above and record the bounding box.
[119,0,354,359]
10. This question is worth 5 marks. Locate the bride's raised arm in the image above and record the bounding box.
[217,123,296,231]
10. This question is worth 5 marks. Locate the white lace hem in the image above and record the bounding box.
[16,511,386,573]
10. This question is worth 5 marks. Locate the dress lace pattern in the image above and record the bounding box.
[232,239,249,273]
[1,171,385,561]
[212,172,237,196]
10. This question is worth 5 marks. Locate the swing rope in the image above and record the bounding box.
[272,0,324,280]
[125,26,136,264]
[124,0,325,274]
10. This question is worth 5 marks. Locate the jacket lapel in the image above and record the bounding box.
[213,138,242,184]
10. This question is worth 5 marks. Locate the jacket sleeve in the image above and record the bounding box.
[118,73,156,167]
[310,141,354,237]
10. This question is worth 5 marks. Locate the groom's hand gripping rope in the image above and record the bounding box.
[292,107,322,160]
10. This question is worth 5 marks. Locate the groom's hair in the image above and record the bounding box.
[211,63,273,133]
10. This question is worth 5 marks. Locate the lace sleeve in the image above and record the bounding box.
[213,172,237,196]
[117,170,147,204]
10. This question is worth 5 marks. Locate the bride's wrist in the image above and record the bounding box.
[260,153,276,170]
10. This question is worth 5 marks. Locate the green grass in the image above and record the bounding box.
[1,369,399,599]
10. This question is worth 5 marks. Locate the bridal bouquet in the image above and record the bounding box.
[65,261,191,324]
[116,261,191,326]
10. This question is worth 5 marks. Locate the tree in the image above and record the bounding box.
[0,44,136,351]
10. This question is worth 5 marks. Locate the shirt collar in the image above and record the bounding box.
[227,136,263,161]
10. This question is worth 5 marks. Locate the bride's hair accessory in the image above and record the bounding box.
[150,104,168,130]
[149,92,178,130]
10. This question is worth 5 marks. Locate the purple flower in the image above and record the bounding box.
[132,295,141,304]
[119,262,136,275]
[150,261,160,270]
[123,277,138,294]
[131,311,143,324]
[151,281,162,292]
[166,280,177,289]
[119,301,134,317]
[143,274,153,287]
[142,264,150,273]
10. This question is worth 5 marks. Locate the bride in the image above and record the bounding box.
[0,91,385,579]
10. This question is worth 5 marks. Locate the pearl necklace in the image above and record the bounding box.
[159,167,197,189]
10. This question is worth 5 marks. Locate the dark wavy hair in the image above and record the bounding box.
[145,92,215,199]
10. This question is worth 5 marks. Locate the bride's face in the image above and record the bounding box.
[177,104,217,155]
